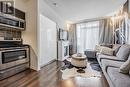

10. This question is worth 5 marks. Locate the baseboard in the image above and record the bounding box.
[40,59,57,68]
[30,59,61,71]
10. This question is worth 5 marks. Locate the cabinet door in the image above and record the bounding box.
[39,14,57,67]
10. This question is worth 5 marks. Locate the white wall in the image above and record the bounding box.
[14,0,38,70]
[14,0,65,70]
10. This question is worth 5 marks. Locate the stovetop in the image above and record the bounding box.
[0,41,28,48]
[0,44,28,48]
[0,44,29,51]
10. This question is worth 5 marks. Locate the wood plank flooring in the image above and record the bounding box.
[0,61,109,87]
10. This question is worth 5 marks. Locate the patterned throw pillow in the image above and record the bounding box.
[100,46,114,56]
[95,45,101,52]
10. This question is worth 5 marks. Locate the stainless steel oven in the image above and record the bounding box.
[0,46,29,71]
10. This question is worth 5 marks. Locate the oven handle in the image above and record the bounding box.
[18,56,25,59]
[0,48,28,52]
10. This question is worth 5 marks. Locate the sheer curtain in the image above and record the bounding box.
[77,21,99,53]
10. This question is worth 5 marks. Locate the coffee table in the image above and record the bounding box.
[71,54,87,73]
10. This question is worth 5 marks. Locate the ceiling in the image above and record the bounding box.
[44,0,127,23]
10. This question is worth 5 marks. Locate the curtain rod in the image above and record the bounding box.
[75,16,111,24]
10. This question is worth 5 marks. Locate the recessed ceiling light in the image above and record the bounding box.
[53,3,57,6]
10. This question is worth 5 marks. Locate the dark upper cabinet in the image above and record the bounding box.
[14,8,25,20]
[0,1,25,20]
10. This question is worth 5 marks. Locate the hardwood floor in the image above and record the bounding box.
[0,61,109,87]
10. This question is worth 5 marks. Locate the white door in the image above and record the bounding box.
[39,14,57,67]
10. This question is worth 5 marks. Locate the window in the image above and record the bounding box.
[77,21,99,53]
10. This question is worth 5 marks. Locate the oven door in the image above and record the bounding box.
[0,48,29,70]
[2,50,26,63]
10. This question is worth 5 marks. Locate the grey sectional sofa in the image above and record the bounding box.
[97,44,130,87]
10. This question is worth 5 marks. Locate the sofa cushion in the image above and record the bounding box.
[116,45,130,61]
[107,67,130,87]
[100,46,114,56]
[97,54,124,63]
[97,54,117,59]
[112,44,121,55]
[119,56,130,74]
[101,59,124,71]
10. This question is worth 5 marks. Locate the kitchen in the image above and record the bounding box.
[0,0,62,80]
[0,1,30,80]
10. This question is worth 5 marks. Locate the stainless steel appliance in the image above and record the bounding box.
[0,43,30,80]
[0,1,25,30]
[0,14,25,30]
[0,46,29,70]
[0,2,27,80]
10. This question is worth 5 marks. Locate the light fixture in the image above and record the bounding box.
[66,24,71,31]
[53,2,57,6]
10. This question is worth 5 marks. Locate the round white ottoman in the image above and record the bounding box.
[71,54,87,68]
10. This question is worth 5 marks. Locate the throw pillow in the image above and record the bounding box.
[100,47,114,56]
[116,45,130,61]
[95,45,101,52]
[119,57,130,74]
[112,44,121,56]
[100,44,112,48]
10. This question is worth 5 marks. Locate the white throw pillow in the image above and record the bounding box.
[95,45,101,52]
[100,47,114,56]
[119,58,130,74]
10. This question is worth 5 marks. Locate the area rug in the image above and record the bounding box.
[90,63,102,71]
[61,59,74,70]
[89,59,102,72]
[61,58,102,79]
